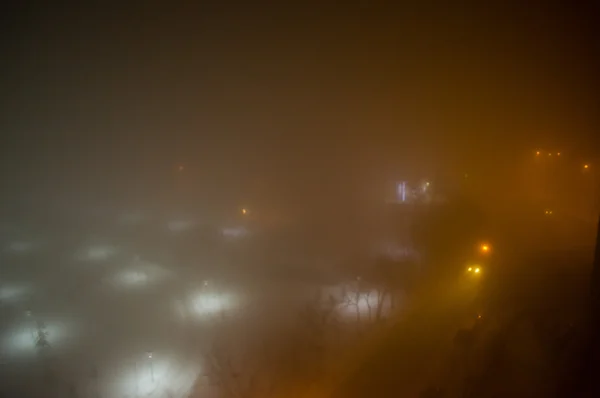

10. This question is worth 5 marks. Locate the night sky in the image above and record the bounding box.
[1,2,598,212]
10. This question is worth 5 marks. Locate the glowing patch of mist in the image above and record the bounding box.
[1,319,78,359]
[0,284,34,302]
[187,290,241,318]
[168,220,196,233]
[221,226,248,239]
[103,352,201,398]
[5,241,35,253]
[110,262,173,290]
[373,239,419,260]
[115,270,149,286]
[76,245,118,261]
[337,288,393,322]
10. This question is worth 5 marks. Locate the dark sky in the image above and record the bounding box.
[1,2,599,209]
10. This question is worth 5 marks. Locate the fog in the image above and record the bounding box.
[1,2,600,397]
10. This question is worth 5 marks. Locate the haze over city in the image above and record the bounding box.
[1,2,599,397]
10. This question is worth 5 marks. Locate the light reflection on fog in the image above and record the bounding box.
[0,283,34,302]
[76,245,118,261]
[183,286,242,320]
[336,288,393,322]
[109,262,173,290]
[102,351,201,398]
[220,226,248,239]
[5,241,35,253]
[1,319,78,359]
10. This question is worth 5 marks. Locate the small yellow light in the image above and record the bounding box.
[557,152,561,156]
[241,208,247,215]
[536,151,540,156]
[584,164,589,169]
[481,244,490,253]
[474,268,480,273]
[477,314,482,319]
[468,267,472,272]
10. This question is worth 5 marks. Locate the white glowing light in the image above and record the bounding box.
[0,284,33,302]
[337,288,393,322]
[1,319,77,359]
[188,291,240,318]
[221,226,248,238]
[77,245,118,261]
[109,262,173,290]
[101,352,201,398]
[397,181,407,202]
[116,270,149,286]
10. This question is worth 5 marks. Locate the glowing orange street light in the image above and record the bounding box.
[535,151,540,156]
[480,243,490,254]
[584,164,590,170]
[241,208,248,215]
[467,266,481,274]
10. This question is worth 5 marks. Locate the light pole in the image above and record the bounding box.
[25,309,35,343]
[147,351,154,382]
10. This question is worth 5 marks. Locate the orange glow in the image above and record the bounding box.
[584,164,589,169]
[557,152,561,156]
[241,208,247,215]
[535,151,540,156]
[480,244,490,253]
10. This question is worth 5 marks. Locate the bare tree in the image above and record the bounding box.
[201,299,339,398]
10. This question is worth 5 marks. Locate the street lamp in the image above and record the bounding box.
[147,351,154,382]
[467,266,481,273]
[480,243,490,254]
[25,309,36,342]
